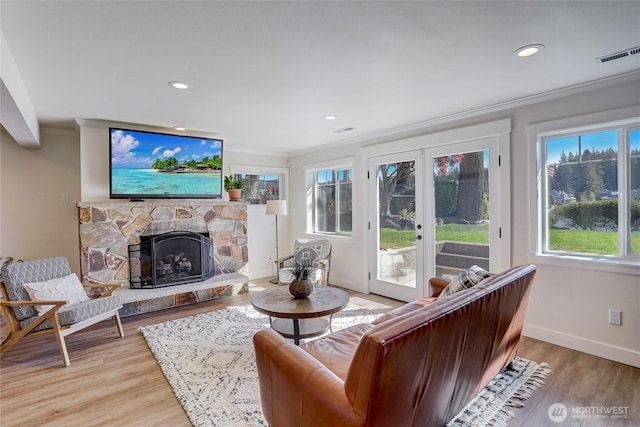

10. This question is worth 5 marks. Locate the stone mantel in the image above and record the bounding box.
[77,199,248,209]
[77,200,249,288]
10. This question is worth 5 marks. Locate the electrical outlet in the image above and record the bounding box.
[61,193,70,204]
[608,309,622,326]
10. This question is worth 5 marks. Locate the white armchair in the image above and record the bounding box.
[276,239,332,286]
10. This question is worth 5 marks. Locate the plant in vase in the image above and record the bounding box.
[287,256,316,299]
[223,175,244,201]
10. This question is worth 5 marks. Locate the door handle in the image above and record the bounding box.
[415,235,422,240]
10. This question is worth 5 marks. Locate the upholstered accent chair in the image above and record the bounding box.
[276,238,332,286]
[0,257,124,366]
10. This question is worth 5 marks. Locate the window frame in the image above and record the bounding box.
[527,106,640,275]
[305,158,354,237]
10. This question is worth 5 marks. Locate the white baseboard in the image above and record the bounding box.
[522,324,640,368]
[246,269,273,281]
[324,275,368,294]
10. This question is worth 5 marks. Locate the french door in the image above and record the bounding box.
[368,138,502,302]
[368,150,425,301]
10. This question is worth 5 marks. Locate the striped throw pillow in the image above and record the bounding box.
[438,265,492,299]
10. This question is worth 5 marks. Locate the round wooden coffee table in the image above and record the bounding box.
[251,286,349,345]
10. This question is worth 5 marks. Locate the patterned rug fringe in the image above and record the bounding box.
[506,362,552,408]
[447,359,551,426]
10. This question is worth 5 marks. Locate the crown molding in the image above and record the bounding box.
[225,146,288,158]
[289,70,640,157]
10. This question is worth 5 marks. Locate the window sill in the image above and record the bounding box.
[528,253,640,276]
[304,232,354,240]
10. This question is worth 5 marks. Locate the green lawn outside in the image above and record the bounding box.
[549,229,640,255]
[379,224,640,255]
[379,224,489,249]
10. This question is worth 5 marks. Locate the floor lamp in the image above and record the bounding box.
[266,200,288,284]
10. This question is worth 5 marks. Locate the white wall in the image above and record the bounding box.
[288,143,363,288]
[227,155,290,279]
[288,76,640,367]
[0,128,81,273]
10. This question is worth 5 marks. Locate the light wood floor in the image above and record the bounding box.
[1,279,638,426]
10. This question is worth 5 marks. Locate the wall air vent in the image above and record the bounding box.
[596,46,640,63]
[333,126,355,133]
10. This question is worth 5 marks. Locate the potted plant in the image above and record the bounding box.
[224,175,244,201]
[287,256,316,299]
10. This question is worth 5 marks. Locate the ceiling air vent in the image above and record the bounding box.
[333,126,355,133]
[596,46,640,63]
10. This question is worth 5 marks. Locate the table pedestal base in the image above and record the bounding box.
[271,317,330,345]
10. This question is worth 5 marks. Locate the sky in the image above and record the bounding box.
[546,129,640,165]
[111,129,222,168]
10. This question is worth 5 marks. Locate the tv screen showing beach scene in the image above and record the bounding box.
[110,127,223,199]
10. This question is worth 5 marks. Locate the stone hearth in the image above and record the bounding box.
[117,272,248,317]
[76,200,249,315]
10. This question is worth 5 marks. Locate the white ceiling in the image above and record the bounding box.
[1,1,639,155]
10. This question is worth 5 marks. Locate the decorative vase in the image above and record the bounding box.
[228,189,242,201]
[289,279,313,299]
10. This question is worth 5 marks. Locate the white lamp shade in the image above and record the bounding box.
[266,200,288,216]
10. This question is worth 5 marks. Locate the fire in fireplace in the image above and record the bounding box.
[128,231,213,288]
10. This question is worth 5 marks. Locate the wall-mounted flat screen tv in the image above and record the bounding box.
[110,127,223,199]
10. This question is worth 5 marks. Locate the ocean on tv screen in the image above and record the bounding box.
[112,168,222,196]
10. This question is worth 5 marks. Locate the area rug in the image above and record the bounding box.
[139,303,379,426]
[140,304,550,427]
[447,357,552,427]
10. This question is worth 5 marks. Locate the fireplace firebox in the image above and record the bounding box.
[128,231,213,289]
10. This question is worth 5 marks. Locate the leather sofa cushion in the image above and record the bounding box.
[371,296,437,325]
[301,323,374,381]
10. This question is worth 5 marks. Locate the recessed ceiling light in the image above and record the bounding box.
[173,126,186,131]
[513,44,545,58]
[324,115,337,120]
[169,81,190,90]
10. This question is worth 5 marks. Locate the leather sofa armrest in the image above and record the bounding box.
[253,328,364,427]
[429,277,449,297]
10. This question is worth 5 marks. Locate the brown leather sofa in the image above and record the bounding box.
[253,264,536,427]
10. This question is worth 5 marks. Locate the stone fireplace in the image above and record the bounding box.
[128,230,214,288]
[77,200,248,316]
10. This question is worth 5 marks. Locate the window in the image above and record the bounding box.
[536,117,639,263]
[234,173,281,204]
[310,167,353,235]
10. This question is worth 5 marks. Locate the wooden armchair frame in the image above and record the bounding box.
[0,281,124,366]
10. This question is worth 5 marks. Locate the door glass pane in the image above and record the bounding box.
[433,151,490,278]
[377,161,416,287]
[630,129,640,255]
